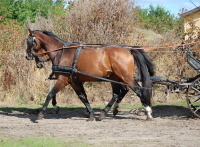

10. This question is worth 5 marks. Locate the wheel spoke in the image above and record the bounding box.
[191,87,200,93]
[186,77,200,118]
[188,95,200,98]
[190,98,200,105]
[194,106,200,113]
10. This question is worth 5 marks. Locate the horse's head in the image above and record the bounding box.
[26,29,70,68]
[26,29,45,68]
[26,29,43,59]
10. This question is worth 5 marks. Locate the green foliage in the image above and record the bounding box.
[0,0,65,23]
[138,5,179,34]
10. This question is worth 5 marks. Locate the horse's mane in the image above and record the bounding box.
[32,30,70,45]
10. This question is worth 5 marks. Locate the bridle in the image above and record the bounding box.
[26,35,46,68]
[26,35,39,60]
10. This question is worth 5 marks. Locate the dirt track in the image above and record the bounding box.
[0,105,200,147]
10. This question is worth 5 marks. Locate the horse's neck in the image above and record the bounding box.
[44,40,63,51]
[42,37,64,62]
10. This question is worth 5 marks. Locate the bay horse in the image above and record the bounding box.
[25,29,154,121]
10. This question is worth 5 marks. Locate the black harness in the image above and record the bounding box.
[48,45,84,83]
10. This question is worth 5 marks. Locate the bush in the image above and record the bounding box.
[137,5,180,34]
[61,0,139,44]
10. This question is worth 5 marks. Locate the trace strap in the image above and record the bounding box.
[50,64,173,92]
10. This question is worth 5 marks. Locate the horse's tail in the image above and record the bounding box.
[130,49,154,106]
[135,49,154,76]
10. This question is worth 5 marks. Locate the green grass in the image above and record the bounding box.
[0,138,66,147]
[0,137,90,147]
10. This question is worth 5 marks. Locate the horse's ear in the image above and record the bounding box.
[28,29,33,36]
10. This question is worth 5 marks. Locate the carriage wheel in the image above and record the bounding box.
[186,77,200,118]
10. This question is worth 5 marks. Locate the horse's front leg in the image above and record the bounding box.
[70,82,94,121]
[37,78,68,120]
[52,95,60,114]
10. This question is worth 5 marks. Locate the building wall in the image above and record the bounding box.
[184,10,200,40]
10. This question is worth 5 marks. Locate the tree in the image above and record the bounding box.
[0,0,65,23]
[138,5,177,34]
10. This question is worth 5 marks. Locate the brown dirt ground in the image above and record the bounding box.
[0,103,200,147]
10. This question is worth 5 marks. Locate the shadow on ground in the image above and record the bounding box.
[0,105,197,122]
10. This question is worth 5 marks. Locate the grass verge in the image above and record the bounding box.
[0,137,90,147]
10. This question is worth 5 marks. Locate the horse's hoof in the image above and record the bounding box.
[86,117,94,121]
[55,106,60,114]
[37,111,45,120]
[99,111,106,121]
[83,112,90,118]
[146,117,153,121]
[113,109,118,116]
[86,112,94,121]
[99,115,105,121]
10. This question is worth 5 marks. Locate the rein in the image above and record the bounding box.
[34,41,200,56]
[34,44,102,55]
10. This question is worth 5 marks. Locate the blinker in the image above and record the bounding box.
[27,38,33,46]
[27,36,37,46]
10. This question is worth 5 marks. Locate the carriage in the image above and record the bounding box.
[146,46,200,118]
[26,29,200,120]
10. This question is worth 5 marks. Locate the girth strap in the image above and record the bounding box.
[72,46,83,72]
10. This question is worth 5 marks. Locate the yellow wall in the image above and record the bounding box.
[184,10,200,40]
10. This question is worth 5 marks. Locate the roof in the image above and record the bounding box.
[181,6,200,17]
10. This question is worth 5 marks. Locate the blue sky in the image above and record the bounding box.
[134,0,200,15]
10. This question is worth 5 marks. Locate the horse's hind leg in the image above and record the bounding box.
[118,75,152,120]
[70,82,94,121]
[99,83,129,120]
[113,85,129,116]
[131,80,153,120]
[99,83,120,120]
